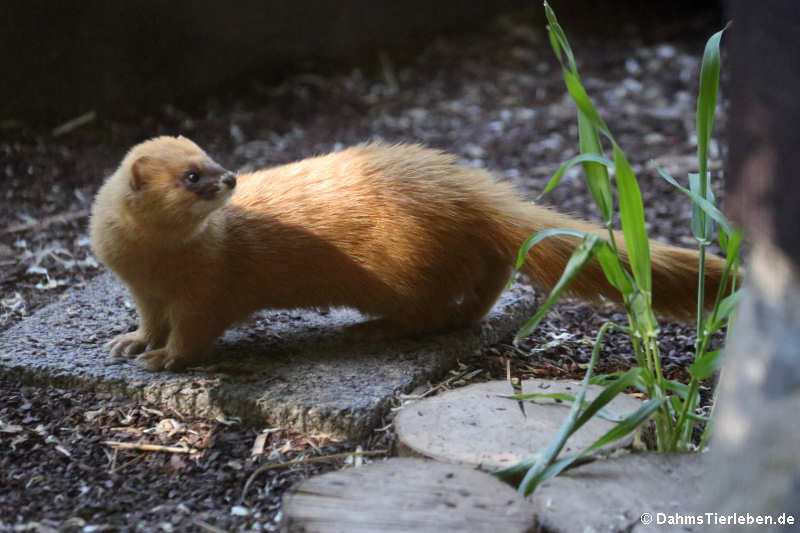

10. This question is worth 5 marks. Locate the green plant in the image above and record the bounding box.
[493,2,741,496]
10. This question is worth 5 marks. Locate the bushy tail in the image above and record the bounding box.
[500,203,727,320]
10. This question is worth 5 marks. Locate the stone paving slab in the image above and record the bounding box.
[0,272,537,439]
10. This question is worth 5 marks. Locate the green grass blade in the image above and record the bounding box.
[564,71,612,138]
[589,372,627,386]
[723,227,743,260]
[544,2,577,74]
[719,228,742,282]
[536,152,613,201]
[628,290,659,340]
[717,225,729,250]
[572,368,641,429]
[491,455,542,484]
[669,394,686,417]
[705,228,742,327]
[547,21,566,70]
[578,111,613,222]
[583,397,668,450]
[502,319,643,493]
[688,349,721,381]
[695,24,727,246]
[524,397,668,492]
[689,172,715,242]
[514,228,585,270]
[513,370,593,491]
[499,392,627,423]
[696,25,727,185]
[547,24,564,65]
[704,290,743,333]
[501,392,576,402]
[655,166,734,235]
[685,412,711,424]
[595,242,635,295]
[514,319,614,494]
[663,379,691,400]
[515,234,605,340]
[613,144,651,294]
[699,418,713,450]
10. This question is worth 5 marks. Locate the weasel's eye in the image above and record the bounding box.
[185,172,200,184]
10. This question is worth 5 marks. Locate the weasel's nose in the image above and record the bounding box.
[221,171,237,188]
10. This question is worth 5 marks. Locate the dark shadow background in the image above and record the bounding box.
[2,0,719,125]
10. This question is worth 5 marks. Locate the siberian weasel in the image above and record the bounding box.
[89,136,726,371]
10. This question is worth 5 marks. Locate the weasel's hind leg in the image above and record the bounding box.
[447,256,512,328]
[345,255,512,341]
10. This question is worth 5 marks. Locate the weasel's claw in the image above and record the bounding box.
[135,348,169,372]
[106,331,150,358]
[136,349,190,372]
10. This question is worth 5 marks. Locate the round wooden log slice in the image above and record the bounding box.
[281,458,537,533]
[395,379,643,471]
[531,452,707,533]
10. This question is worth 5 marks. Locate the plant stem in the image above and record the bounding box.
[671,378,699,450]
[606,221,620,255]
[695,242,708,353]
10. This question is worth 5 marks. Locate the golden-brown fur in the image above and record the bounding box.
[89,136,726,371]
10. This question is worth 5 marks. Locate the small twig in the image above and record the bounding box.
[103,440,196,454]
[192,519,229,533]
[403,368,480,401]
[421,369,469,397]
[110,451,147,474]
[52,110,96,137]
[251,432,268,457]
[2,209,90,235]
[240,449,387,503]
[108,447,118,472]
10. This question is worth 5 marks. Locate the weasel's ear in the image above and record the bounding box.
[130,155,157,191]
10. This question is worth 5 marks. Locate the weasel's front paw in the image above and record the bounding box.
[135,348,170,372]
[135,349,190,372]
[105,330,151,357]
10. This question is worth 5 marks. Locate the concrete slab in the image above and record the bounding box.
[531,452,708,533]
[281,458,538,533]
[0,272,536,440]
[395,379,643,471]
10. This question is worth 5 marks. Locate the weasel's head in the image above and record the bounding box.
[116,135,237,230]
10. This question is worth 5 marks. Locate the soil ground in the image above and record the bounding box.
[1,6,726,532]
